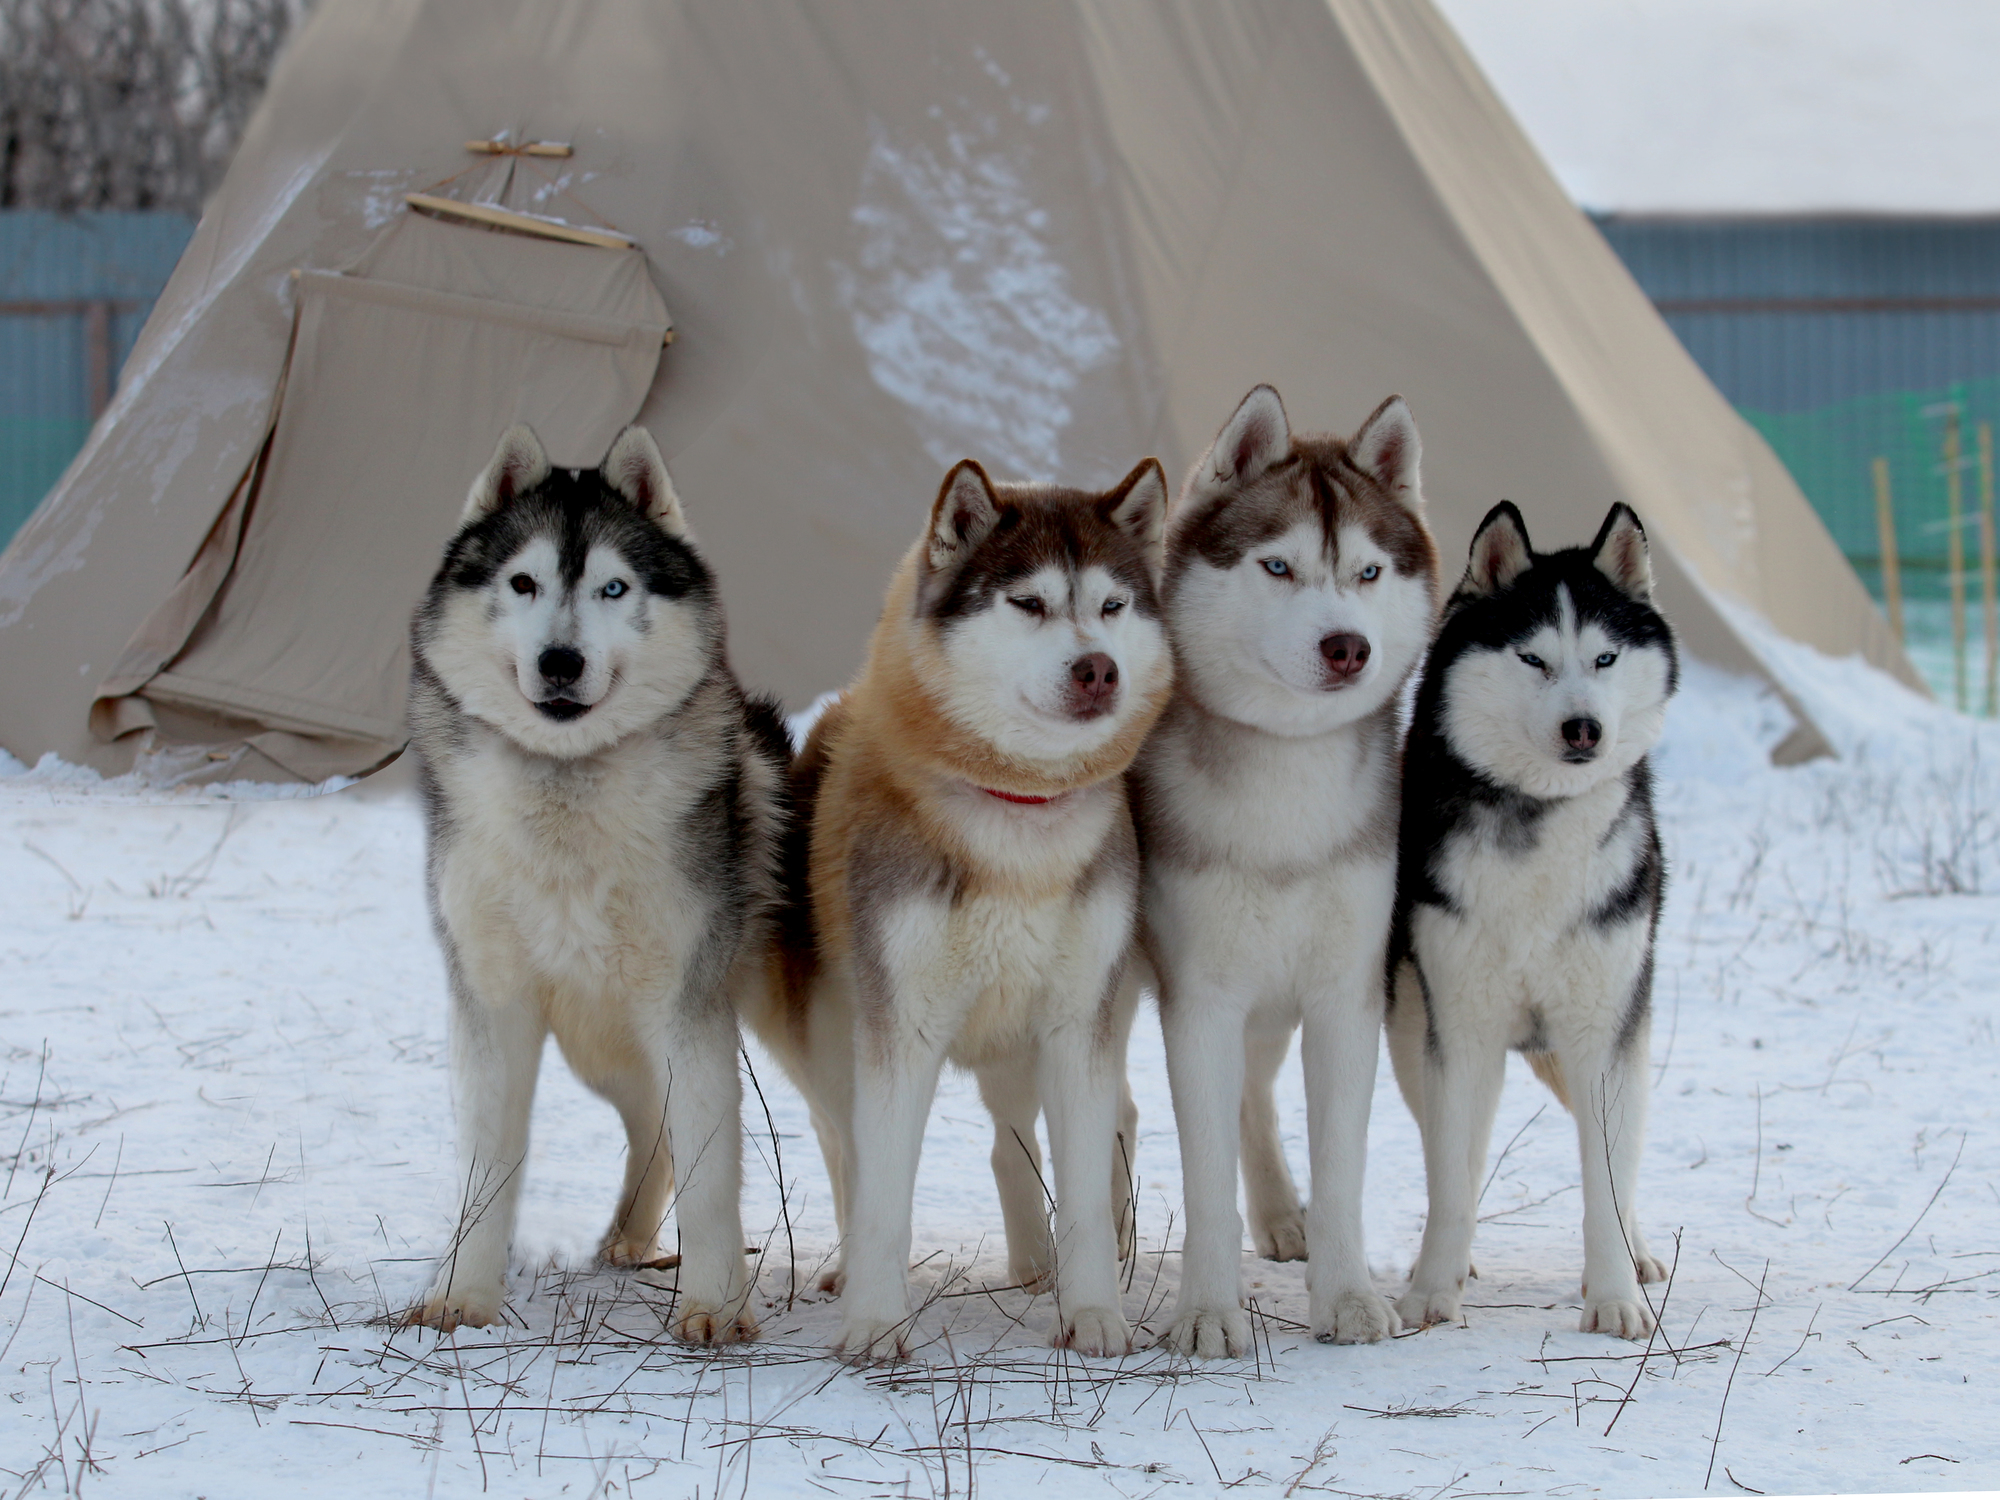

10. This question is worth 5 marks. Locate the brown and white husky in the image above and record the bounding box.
[741,457,1174,1362]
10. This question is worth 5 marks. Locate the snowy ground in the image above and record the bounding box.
[1,650,1997,1500]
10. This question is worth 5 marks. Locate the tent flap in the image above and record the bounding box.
[87,211,670,778]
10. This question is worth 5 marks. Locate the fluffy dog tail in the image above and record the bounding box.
[1384,959,1428,1123]
[1524,1050,1572,1111]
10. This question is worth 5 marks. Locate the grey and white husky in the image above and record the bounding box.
[1387,500,1677,1340]
[1135,386,1441,1358]
[405,424,786,1343]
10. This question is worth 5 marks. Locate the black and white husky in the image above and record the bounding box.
[1135,386,1441,1358]
[405,425,786,1343]
[1387,501,1677,1340]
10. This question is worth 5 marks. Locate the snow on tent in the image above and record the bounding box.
[0,0,1921,783]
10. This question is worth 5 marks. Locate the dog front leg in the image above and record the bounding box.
[660,1004,757,1345]
[1158,987,1251,1357]
[411,985,545,1330]
[1299,987,1400,1343]
[837,1033,948,1363]
[1037,1029,1131,1355]
[1398,1019,1505,1331]
[1569,1031,1657,1339]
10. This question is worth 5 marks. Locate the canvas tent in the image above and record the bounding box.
[0,0,1919,783]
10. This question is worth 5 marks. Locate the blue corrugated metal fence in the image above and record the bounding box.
[1597,215,2000,707]
[0,210,196,548]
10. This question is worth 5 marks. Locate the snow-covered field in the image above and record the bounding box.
[2,650,1996,1500]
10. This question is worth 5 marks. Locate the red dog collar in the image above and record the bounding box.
[983,787,1056,805]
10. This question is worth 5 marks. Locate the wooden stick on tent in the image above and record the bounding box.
[1873,457,1904,651]
[1982,421,1998,717]
[1945,408,1968,712]
[465,139,572,157]
[402,193,636,251]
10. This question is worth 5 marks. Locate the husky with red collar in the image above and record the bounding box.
[741,457,1173,1362]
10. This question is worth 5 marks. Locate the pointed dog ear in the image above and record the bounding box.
[602,426,691,538]
[1591,503,1653,600]
[1189,385,1290,503]
[1100,458,1169,575]
[927,460,1003,573]
[463,423,550,524]
[1461,501,1534,597]
[1348,394,1423,513]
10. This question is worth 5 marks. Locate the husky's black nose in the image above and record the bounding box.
[1319,633,1371,684]
[538,645,585,689]
[1068,653,1120,718]
[1562,718,1602,756]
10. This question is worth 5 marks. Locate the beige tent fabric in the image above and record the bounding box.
[87,213,670,777]
[0,0,1918,782]
[1329,0,1909,696]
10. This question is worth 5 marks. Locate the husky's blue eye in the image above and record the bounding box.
[604,579,629,599]
[509,573,536,596]
[1518,652,1545,669]
[1008,595,1045,616]
[1261,558,1290,577]
[1595,651,1617,668]
[1359,563,1381,581]
[1102,597,1126,616]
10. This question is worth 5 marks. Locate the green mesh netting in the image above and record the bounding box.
[1744,381,2000,709]
[1743,380,2000,604]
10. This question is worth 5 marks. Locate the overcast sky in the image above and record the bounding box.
[1435,0,2000,214]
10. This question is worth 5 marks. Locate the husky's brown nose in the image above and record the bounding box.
[539,645,585,689]
[1068,652,1119,717]
[1319,633,1371,683]
[1562,717,1602,755]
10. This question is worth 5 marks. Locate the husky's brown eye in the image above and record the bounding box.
[1007,595,1045,616]
[510,574,536,596]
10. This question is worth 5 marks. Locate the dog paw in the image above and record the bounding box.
[1580,1295,1654,1340]
[1158,1304,1249,1359]
[1007,1261,1055,1295]
[1055,1306,1132,1357]
[405,1284,502,1332]
[1251,1209,1308,1263]
[1634,1251,1669,1284]
[1313,1287,1401,1345]
[1395,1285,1462,1330]
[600,1233,666,1269]
[816,1266,846,1296]
[675,1302,759,1345]
[836,1315,910,1364]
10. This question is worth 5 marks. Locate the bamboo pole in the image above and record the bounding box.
[1945,408,1967,712]
[1982,421,1998,717]
[1874,456,1904,650]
